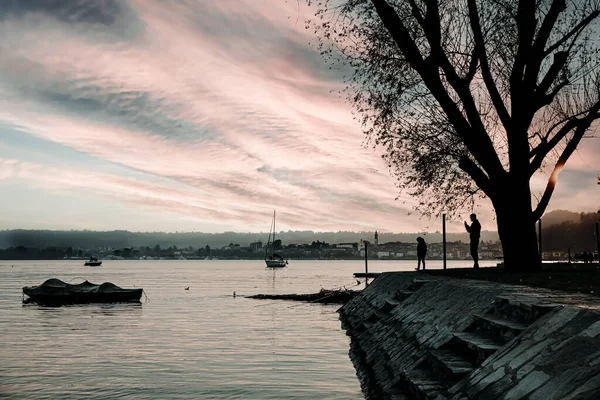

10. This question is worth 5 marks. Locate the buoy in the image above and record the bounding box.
[233,291,236,297]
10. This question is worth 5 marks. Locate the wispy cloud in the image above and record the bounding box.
[0,0,597,234]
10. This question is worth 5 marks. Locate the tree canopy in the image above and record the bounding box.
[309,0,600,219]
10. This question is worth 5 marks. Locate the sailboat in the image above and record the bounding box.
[264,210,288,268]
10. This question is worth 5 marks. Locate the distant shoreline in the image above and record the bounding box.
[3,258,579,263]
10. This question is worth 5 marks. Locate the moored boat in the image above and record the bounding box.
[265,257,287,268]
[264,210,288,268]
[23,278,143,305]
[84,257,102,266]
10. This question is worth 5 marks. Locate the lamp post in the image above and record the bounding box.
[442,213,447,270]
[364,242,368,275]
[538,218,542,262]
[596,176,599,263]
[595,222,600,264]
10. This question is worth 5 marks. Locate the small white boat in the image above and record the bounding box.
[264,210,288,268]
[84,257,102,267]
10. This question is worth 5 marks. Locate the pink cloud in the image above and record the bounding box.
[0,0,597,233]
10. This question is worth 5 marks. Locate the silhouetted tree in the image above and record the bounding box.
[65,246,73,258]
[310,0,600,271]
[273,239,283,250]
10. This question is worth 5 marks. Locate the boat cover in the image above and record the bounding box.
[24,278,136,296]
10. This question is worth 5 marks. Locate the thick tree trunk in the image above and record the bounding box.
[492,178,541,272]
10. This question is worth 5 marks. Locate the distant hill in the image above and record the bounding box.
[0,229,498,250]
[0,209,594,250]
[542,209,581,227]
[542,211,599,252]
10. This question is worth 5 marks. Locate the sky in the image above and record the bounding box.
[0,0,598,234]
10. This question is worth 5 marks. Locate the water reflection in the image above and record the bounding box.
[2,260,411,399]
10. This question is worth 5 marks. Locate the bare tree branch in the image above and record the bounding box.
[530,101,600,174]
[534,0,567,51]
[524,0,567,87]
[463,48,480,83]
[532,107,599,220]
[467,0,512,128]
[536,51,569,100]
[458,155,493,197]
[544,9,600,55]
[510,0,537,91]
[372,0,506,179]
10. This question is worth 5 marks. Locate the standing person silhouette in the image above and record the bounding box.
[416,237,427,271]
[464,213,481,269]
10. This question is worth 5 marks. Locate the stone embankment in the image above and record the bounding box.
[339,272,600,400]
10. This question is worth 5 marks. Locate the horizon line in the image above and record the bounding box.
[1,227,501,235]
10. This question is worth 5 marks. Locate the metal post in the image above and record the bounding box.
[568,247,571,264]
[538,219,542,261]
[365,242,369,274]
[442,213,447,270]
[364,241,369,287]
[596,222,600,264]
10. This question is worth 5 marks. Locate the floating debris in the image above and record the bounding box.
[248,288,360,304]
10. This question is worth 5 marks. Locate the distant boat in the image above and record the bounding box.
[265,210,288,268]
[84,257,102,267]
[23,278,142,305]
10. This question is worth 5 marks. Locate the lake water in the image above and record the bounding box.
[0,259,496,399]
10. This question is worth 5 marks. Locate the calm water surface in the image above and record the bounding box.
[0,259,494,399]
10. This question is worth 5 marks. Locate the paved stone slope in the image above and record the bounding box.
[339,272,600,400]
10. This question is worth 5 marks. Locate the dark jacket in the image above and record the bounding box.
[466,220,481,240]
[417,241,427,258]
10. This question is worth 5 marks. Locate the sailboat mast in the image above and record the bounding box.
[265,216,274,260]
[272,210,276,258]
